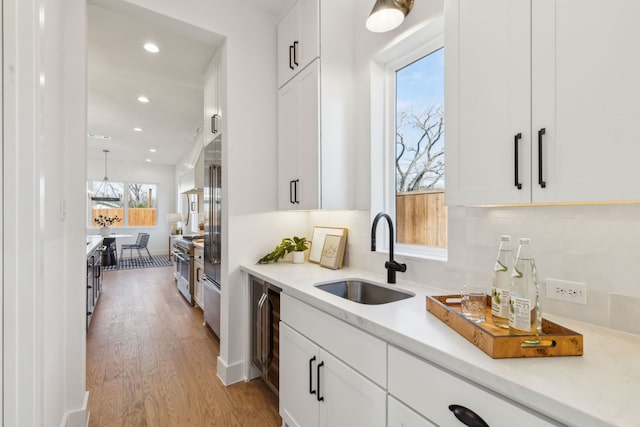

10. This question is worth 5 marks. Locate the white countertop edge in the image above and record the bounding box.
[86,236,103,257]
[241,262,639,427]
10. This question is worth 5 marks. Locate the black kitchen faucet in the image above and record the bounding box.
[371,212,407,284]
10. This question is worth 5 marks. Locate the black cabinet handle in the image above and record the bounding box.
[316,361,324,401]
[289,45,294,70]
[538,128,547,188]
[309,356,317,395]
[514,132,522,190]
[293,41,299,67]
[289,180,295,204]
[448,405,490,427]
[294,179,299,204]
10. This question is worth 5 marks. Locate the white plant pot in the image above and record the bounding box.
[292,250,305,264]
[100,226,111,237]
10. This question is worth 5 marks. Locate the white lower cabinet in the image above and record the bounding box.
[388,396,436,427]
[388,346,559,427]
[280,323,385,427]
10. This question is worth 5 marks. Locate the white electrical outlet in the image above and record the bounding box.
[546,279,587,304]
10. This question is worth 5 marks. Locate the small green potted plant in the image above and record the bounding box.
[257,236,311,264]
[94,214,121,236]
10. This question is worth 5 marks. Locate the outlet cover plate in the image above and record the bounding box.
[546,278,587,305]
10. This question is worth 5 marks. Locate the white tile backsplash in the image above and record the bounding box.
[305,204,640,335]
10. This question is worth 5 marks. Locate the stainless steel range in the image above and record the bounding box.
[172,237,194,305]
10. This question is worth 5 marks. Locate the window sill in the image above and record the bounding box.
[377,244,448,263]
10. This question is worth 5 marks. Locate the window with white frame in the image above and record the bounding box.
[88,181,158,227]
[375,36,447,261]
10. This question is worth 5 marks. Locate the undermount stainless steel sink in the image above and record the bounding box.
[315,279,414,305]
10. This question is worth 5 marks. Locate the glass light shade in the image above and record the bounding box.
[366,7,404,32]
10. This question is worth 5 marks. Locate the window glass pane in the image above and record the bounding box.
[127,182,158,226]
[395,48,447,248]
[90,181,125,228]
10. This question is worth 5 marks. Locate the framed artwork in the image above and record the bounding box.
[320,234,346,270]
[309,226,348,263]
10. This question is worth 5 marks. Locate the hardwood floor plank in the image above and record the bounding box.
[87,265,281,426]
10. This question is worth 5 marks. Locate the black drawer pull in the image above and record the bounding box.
[448,404,490,427]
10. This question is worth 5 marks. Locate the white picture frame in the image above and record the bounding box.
[309,226,348,263]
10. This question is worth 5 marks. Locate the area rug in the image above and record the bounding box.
[103,255,173,271]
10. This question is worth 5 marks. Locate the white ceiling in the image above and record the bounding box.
[87,0,292,166]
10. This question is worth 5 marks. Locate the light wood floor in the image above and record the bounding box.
[87,265,281,426]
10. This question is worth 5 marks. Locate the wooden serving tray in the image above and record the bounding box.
[426,295,583,358]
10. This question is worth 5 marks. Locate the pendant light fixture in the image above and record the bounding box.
[91,149,122,202]
[366,0,414,33]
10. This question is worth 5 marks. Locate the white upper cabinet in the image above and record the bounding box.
[204,51,222,145]
[278,61,320,210]
[446,0,640,206]
[277,0,319,89]
[277,0,354,210]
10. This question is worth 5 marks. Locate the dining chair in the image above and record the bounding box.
[120,233,152,262]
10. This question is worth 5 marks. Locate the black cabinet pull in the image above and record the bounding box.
[294,179,299,204]
[316,361,324,401]
[514,132,522,190]
[289,180,295,204]
[293,41,299,67]
[309,356,317,395]
[289,45,294,70]
[538,128,547,188]
[448,405,490,427]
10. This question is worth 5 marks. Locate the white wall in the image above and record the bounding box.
[87,157,176,256]
[4,0,89,425]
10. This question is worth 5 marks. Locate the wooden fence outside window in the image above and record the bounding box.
[396,190,447,248]
[92,208,157,227]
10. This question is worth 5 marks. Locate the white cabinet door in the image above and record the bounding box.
[280,322,386,427]
[531,0,640,203]
[295,61,320,210]
[445,0,531,206]
[277,75,300,209]
[448,0,640,206]
[277,0,319,88]
[318,349,386,427]
[280,323,320,427]
[277,61,320,210]
[388,396,436,427]
[203,52,222,144]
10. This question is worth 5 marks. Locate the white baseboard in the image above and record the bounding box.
[60,391,89,427]
[216,356,246,385]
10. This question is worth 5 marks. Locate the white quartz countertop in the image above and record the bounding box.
[86,236,103,257]
[241,262,640,427]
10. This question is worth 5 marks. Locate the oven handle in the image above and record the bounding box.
[172,250,191,262]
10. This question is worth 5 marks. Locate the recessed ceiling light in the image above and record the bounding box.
[145,158,152,162]
[133,127,143,132]
[143,42,159,53]
[149,148,157,153]
[137,95,150,103]
[87,133,112,140]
